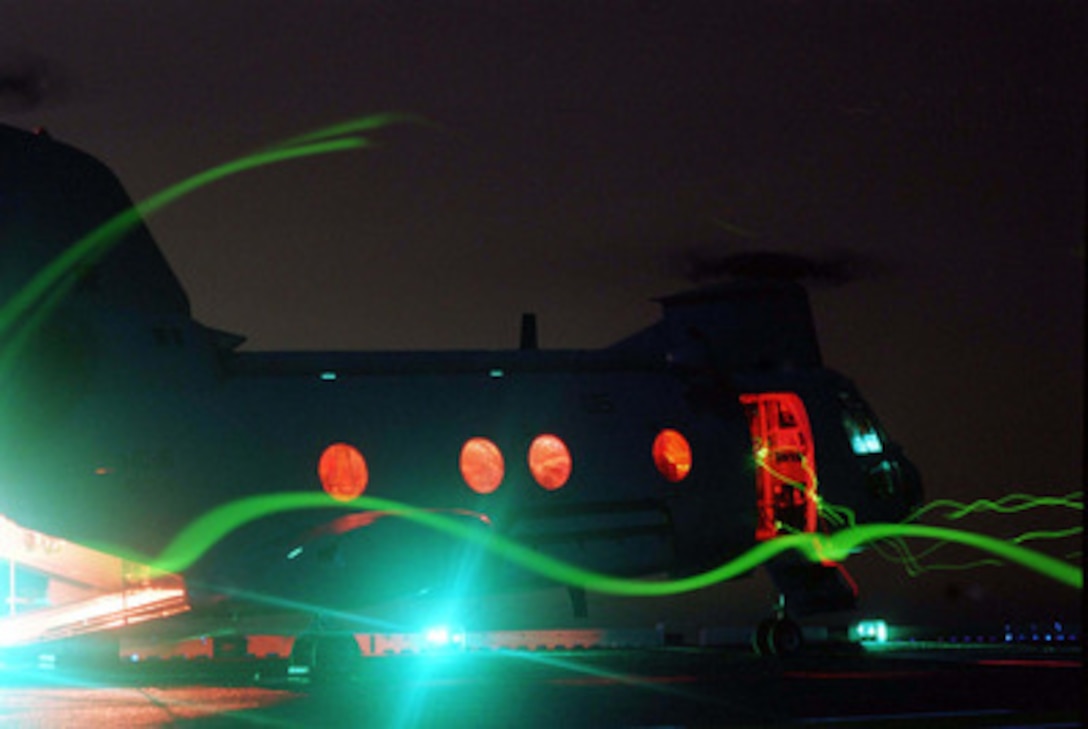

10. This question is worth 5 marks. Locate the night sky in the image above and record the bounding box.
[3,1,1083,628]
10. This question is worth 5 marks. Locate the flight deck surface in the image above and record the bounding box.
[1,641,1081,727]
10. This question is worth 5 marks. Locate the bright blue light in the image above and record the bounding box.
[489,368,504,378]
[320,371,338,381]
[286,546,304,560]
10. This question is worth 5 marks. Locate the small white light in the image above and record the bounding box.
[425,626,450,646]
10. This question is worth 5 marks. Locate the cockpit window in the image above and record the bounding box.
[839,393,883,455]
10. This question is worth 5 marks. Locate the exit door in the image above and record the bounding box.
[740,392,818,541]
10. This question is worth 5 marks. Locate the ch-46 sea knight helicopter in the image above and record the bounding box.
[0,122,921,659]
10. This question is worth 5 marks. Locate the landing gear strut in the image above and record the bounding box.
[752,596,804,657]
[290,615,362,680]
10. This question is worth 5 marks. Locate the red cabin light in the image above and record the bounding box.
[460,437,505,494]
[652,429,693,482]
[528,434,572,491]
[318,443,369,501]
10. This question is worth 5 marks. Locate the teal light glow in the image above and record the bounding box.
[424,626,450,645]
[422,624,465,649]
[855,619,888,643]
[849,432,883,455]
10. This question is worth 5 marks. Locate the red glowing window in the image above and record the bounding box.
[652,429,693,482]
[528,434,572,491]
[460,437,505,494]
[318,443,369,501]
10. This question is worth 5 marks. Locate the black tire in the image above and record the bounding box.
[769,617,804,656]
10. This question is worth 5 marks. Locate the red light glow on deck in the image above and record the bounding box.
[1,514,189,647]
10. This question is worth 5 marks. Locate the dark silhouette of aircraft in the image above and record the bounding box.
[0,124,921,657]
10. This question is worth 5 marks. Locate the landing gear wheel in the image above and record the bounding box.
[751,617,804,657]
[290,632,361,681]
[769,617,803,656]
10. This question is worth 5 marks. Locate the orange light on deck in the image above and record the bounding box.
[652,428,693,482]
[460,437,505,494]
[318,443,369,501]
[528,434,572,491]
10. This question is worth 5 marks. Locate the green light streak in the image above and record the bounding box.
[0,114,417,371]
[0,271,74,382]
[817,498,857,530]
[750,448,1080,582]
[752,446,812,495]
[852,493,1083,577]
[260,112,427,151]
[1010,525,1083,545]
[129,492,1081,594]
[904,492,1083,523]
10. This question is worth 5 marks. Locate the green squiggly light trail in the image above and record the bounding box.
[0,113,420,371]
[138,492,1082,594]
[904,492,1083,523]
[753,449,1082,578]
[859,492,1082,577]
